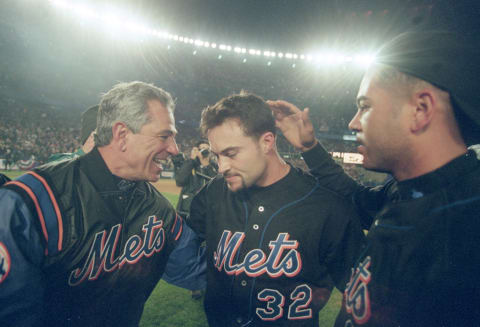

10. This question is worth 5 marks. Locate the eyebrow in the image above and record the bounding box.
[214,146,239,156]
[158,129,177,136]
[356,96,369,106]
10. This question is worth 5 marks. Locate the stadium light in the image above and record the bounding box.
[354,54,376,67]
[101,14,123,29]
[47,0,378,70]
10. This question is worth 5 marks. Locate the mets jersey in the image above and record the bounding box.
[188,165,366,326]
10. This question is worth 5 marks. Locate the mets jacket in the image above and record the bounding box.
[302,143,480,327]
[188,165,366,327]
[0,147,205,327]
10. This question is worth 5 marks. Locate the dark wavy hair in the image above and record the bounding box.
[200,91,275,139]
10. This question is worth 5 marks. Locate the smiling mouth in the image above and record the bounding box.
[153,158,164,170]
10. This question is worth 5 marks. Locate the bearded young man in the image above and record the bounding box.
[188,92,365,327]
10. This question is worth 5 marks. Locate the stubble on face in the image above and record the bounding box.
[354,68,413,175]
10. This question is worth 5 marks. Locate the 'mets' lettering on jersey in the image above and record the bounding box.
[69,215,166,286]
[213,230,302,278]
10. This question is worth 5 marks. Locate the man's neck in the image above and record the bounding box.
[98,146,131,180]
[393,141,467,181]
[256,155,291,187]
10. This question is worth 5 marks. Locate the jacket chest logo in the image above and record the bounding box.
[68,215,165,286]
[213,230,302,278]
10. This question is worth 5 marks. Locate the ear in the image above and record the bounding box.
[112,122,129,152]
[411,90,435,133]
[260,132,276,153]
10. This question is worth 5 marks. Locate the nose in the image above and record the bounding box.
[348,110,362,132]
[167,136,179,155]
[217,156,230,175]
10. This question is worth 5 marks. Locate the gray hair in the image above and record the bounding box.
[95,81,175,146]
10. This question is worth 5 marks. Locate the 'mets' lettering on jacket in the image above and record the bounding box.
[69,216,168,286]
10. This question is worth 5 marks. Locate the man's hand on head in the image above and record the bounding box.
[267,100,318,152]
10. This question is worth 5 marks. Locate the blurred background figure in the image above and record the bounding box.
[47,105,98,162]
[172,139,217,300]
[173,139,217,219]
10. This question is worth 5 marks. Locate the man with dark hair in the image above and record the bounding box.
[0,81,205,327]
[188,91,365,326]
[47,104,98,162]
[269,31,480,326]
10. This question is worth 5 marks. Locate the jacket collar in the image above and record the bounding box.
[79,147,137,193]
[395,150,479,200]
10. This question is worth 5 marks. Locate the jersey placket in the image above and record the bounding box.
[230,201,269,326]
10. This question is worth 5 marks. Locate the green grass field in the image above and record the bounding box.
[2,170,342,326]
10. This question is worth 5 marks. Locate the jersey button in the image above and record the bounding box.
[236,317,243,324]
[241,280,247,286]
[258,206,264,212]
[253,224,259,230]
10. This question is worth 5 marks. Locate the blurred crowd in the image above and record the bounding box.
[0,98,80,166]
[0,66,384,185]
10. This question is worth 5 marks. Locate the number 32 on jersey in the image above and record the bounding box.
[256,284,312,321]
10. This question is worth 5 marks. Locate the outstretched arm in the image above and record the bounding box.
[162,217,206,291]
[268,100,383,229]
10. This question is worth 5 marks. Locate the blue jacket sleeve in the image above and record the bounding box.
[0,188,46,327]
[162,218,206,291]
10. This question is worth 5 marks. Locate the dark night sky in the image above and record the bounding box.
[0,0,478,112]
[86,0,480,47]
